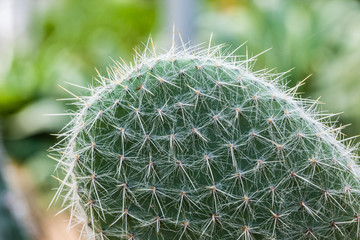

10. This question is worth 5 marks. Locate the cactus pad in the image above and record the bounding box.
[52,38,360,240]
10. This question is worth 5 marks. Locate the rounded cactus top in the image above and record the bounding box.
[52,36,360,240]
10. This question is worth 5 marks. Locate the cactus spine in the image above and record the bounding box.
[52,37,360,240]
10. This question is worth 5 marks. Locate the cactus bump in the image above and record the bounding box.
[51,36,360,240]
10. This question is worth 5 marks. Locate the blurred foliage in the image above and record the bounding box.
[199,0,360,136]
[0,173,28,240]
[0,139,28,240]
[0,0,156,117]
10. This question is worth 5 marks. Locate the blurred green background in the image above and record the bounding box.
[0,0,359,239]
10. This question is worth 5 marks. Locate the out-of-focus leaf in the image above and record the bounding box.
[0,0,156,116]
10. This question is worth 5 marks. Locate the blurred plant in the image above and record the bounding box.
[0,0,156,117]
[0,174,28,240]
[0,135,29,240]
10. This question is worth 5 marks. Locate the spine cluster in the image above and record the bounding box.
[52,37,360,240]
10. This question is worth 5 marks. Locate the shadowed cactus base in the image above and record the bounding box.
[52,38,360,240]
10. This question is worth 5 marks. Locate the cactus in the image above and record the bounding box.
[52,36,360,240]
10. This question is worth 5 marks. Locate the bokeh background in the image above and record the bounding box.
[0,0,359,239]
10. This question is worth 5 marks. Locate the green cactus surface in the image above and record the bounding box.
[52,38,360,240]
